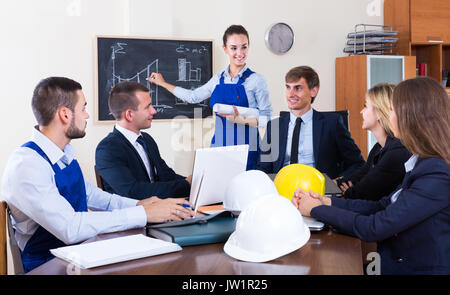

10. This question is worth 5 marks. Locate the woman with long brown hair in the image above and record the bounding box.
[293,77,449,274]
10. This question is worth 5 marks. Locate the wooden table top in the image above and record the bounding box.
[28,228,363,275]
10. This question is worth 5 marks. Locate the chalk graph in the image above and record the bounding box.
[177,58,201,82]
[110,43,171,109]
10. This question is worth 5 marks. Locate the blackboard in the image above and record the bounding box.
[95,36,213,122]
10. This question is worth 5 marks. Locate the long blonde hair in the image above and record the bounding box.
[393,77,450,164]
[367,83,395,138]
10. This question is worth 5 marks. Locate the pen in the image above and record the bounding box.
[182,204,191,208]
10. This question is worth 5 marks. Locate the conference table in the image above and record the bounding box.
[28,227,364,275]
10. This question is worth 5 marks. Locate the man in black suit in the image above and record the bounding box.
[258,66,364,179]
[95,82,191,200]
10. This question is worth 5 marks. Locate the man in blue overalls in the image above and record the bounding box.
[1,77,194,272]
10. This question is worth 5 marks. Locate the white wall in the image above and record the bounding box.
[0,0,382,274]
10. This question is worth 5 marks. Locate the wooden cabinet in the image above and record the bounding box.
[336,55,416,158]
[385,0,450,94]
[409,0,450,43]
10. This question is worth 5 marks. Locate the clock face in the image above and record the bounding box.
[265,23,295,54]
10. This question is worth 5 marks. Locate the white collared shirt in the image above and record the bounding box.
[283,108,315,168]
[115,124,153,180]
[390,154,419,203]
[1,128,147,250]
[173,64,272,128]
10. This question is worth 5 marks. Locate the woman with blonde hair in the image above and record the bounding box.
[336,83,411,200]
[294,77,450,274]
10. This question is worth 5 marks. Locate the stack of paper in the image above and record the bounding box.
[344,24,398,55]
[50,234,181,269]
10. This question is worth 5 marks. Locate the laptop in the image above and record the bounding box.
[188,145,249,208]
[267,172,340,231]
[147,145,248,228]
[323,173,343,197]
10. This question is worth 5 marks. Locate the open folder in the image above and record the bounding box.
[147,211,237,246]
[50,234,181,269]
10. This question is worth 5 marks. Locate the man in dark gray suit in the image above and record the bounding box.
[95,82,191,200]
[258,66,364,179]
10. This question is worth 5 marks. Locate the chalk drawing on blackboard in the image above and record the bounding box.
[177,58,201,82]
[176,44,209,54]
[110,42,172,109]
[174,58,208,107]
[95,36,213,122]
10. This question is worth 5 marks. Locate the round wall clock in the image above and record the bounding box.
[265,23,295,54]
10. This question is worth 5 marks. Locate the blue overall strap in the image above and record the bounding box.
[219,68,254,85]
[21,141,88,211]
[236,68,255,85]
[22,141,52,164]
[219,71,226,84]
[19,141,88,272]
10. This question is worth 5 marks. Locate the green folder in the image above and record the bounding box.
[146,216,237,247]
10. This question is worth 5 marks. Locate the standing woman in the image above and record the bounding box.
[293,77,450,274]
[336,83,411,200]
[148,25,272,170]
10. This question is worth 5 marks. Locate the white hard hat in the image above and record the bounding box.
[223,170,278,215]
[224,194,310,263]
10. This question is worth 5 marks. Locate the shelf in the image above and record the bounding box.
[411,43,442,82]
[385,0,450,84]
[443,45,450,83]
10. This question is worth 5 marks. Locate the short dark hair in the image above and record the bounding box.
[31,77,82,126]
[108,81,149,120]
[222,25,249,46]
[285,66,320,103]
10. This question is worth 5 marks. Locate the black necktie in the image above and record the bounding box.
[136,135,156,183]
[290,117,303,164]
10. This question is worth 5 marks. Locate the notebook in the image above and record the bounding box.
[198,204,225,215]
[303,216,325,231]
[148,210,230,228]
[147,215,237,246]
[267,173,342,196]
[50,234,181,269]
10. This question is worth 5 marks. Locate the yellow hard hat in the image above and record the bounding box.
[273,164,325,200]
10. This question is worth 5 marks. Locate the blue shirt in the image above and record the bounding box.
[173,64,272,128]
[283,108,315,168]
[390,154,419,203]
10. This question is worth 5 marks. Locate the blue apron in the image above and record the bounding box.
[20,141,88,273]
[209,68,260,170]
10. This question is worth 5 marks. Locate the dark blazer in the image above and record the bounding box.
[342,136,411,201]
[95,127,190,200]
[258,110,364,179]
[312,157,450,274]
